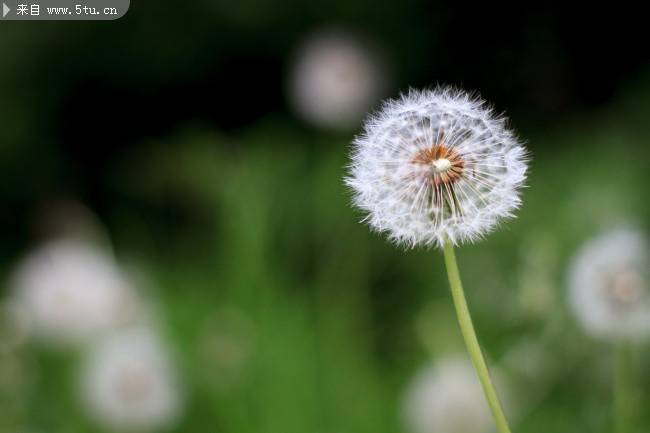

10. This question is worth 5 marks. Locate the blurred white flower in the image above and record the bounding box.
[288,30,386,130]
[346,87,528,248]
[568,228,650,340]
[9,239,140,345]
[403,356,503,433]
[81,328,182,431]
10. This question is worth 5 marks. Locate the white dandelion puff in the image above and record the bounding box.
[9,239,140,345]
[568,228,650,340]
[346,87,528,248]
[403,356,510,433]
[81,327,183,431]
[288,29,386,130]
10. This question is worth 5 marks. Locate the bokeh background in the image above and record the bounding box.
[1,4,650,433]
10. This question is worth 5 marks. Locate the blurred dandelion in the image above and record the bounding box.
[568,228,650,340]
[403,356,511,433]
[288,29,387,130]
[80,327,183,431]
[9,239,141,346]
[346,87,528,433]
[568,228,650,433]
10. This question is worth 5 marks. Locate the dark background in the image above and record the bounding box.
[1,6,648,252]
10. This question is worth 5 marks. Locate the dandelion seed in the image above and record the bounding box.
[403,356,510,433]
[346,86,528,248]
[81,328,183,431]
[346,87,528,433]
[288,30,386,130]
[9,239,140,345]
[568,228,650,340]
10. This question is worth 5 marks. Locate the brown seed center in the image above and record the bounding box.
[609,269,644,305]
[412,144,464,186]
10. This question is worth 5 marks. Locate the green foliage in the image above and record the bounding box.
[1,13,650,433]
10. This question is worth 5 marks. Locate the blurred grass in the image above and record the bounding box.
[1,60,650,433]
[19,80,641,432]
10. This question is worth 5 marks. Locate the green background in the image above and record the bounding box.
[1,3,649,433]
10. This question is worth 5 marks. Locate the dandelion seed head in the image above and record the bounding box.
[81,328,182,431]
[289,30,386,130]
[402,356,501,433]
[9,239,140,345]
[346,87,528,248]
[568,228,650,340]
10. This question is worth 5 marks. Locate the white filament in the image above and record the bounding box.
[346,86,528,248]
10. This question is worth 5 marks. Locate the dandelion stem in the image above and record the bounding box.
[614,342,634,433]
[442,240,512,433]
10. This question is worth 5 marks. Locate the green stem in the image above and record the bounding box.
[442,240,512,433]
[614,343,634,433]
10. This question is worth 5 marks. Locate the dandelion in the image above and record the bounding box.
[81,327,182,431]
[568,228,650,340]
[403,356,508,433]
[346,87,529,433]
[9,239,140,345]
[288,30,386,130]
[568,228,650,433]
[346,87,527,248]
